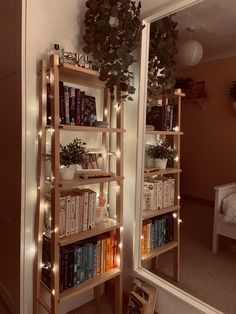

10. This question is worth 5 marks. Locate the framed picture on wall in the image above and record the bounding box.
[189,81,205,98]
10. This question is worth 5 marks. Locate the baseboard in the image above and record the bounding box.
[181,194,214,207]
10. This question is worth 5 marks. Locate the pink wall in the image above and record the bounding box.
[180,56,236,201]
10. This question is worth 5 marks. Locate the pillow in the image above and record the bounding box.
[222,193,236,224]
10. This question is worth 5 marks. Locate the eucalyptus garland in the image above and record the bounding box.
[83,0,143,102]
[148,15,178,97]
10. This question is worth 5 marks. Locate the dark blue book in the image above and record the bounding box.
[75,88,81,125]
[93,243,97,277]
[59,81,66,124]
[83,95,97,126]
[80,246,85,282]
[69,87,76,125]
[87,243,93,279]
[83,244,88,281]
[64,86,70,125]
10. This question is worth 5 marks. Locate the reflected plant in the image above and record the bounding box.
[148,15,178,97]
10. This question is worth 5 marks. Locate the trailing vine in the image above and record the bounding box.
[148,15,178,98]
[83,0,144,102]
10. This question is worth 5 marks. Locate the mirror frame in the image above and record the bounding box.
[133,0,223,313]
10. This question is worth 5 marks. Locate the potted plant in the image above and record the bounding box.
[145,140,177,169]
[83,0,144,102]
[229,81,236,110]
[60,138,88,180]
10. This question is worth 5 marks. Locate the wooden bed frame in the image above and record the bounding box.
[212,182,236,253]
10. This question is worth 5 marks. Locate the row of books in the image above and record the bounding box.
[146,104,177,131]
[143,177,175,211]
[142,214,174,254]
[59,188,97,237]
[60,232,118,291]
[47,81,97,126]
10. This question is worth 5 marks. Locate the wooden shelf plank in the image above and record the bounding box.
[59,125,126,133]
[145,130,183,135]
[59,268,121,303]
[59,219,121,246]
[142,205,180,220]
[59,175,124,188]
[144,168,182,178]
[58,63,104,88]
[142,241,178,262]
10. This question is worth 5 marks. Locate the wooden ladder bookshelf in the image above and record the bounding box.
[35,55,124,313]
[142,91,184,281]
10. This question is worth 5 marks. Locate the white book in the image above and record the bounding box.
[162,177,170,207]
[65,194,71,236]
[156,179,163,209]
[59,196,66,237]
[143,184,150,210]
[79,190,89,231]
[74,193,80,234]
[91,191,96,228]
[144,181,156,210]
[168,178,175,206]
[70,195,76,235]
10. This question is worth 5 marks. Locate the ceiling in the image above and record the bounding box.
[174,0,236,62]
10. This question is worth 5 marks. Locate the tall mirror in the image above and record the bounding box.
[135,1,236,313]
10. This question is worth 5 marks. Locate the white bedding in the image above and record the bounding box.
[222,193,236,224]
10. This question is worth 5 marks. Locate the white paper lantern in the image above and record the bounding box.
[178,39,203,66]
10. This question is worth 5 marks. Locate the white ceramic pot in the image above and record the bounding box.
[154,158,167,169]
[145,156,154,169]
[60,164,76,180]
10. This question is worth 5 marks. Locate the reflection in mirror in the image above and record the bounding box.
[138,1,236,314]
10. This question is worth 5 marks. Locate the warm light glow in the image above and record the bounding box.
[50,128,55,133]
[37,186,40,190]
[178,218,182,224]
[141,235,144,240]
[114,214,117,219]
[120,226,124,232]
[173,212,177,218]
[38,130,42,137]
[174,126,179,132]
[119,243,122,249]
[52,289,55,296]
[178,195,181,200]
[175,156,179,162]
[54,227,58,233]
[117,256,120,267]
[104,109,108,116]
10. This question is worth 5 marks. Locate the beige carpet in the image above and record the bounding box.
[155,200,236,314]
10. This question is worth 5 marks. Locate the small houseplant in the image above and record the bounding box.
[229,81,236,110]
[145,140,177,169]
[60,138,88,180]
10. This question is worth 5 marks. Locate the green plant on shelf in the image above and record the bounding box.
[146,140,177,160]
[60,138,88,168]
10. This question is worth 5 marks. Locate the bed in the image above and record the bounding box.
[212,182,236,253]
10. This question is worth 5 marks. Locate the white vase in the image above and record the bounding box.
[60,165,76,180]
[154,158,167,169]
